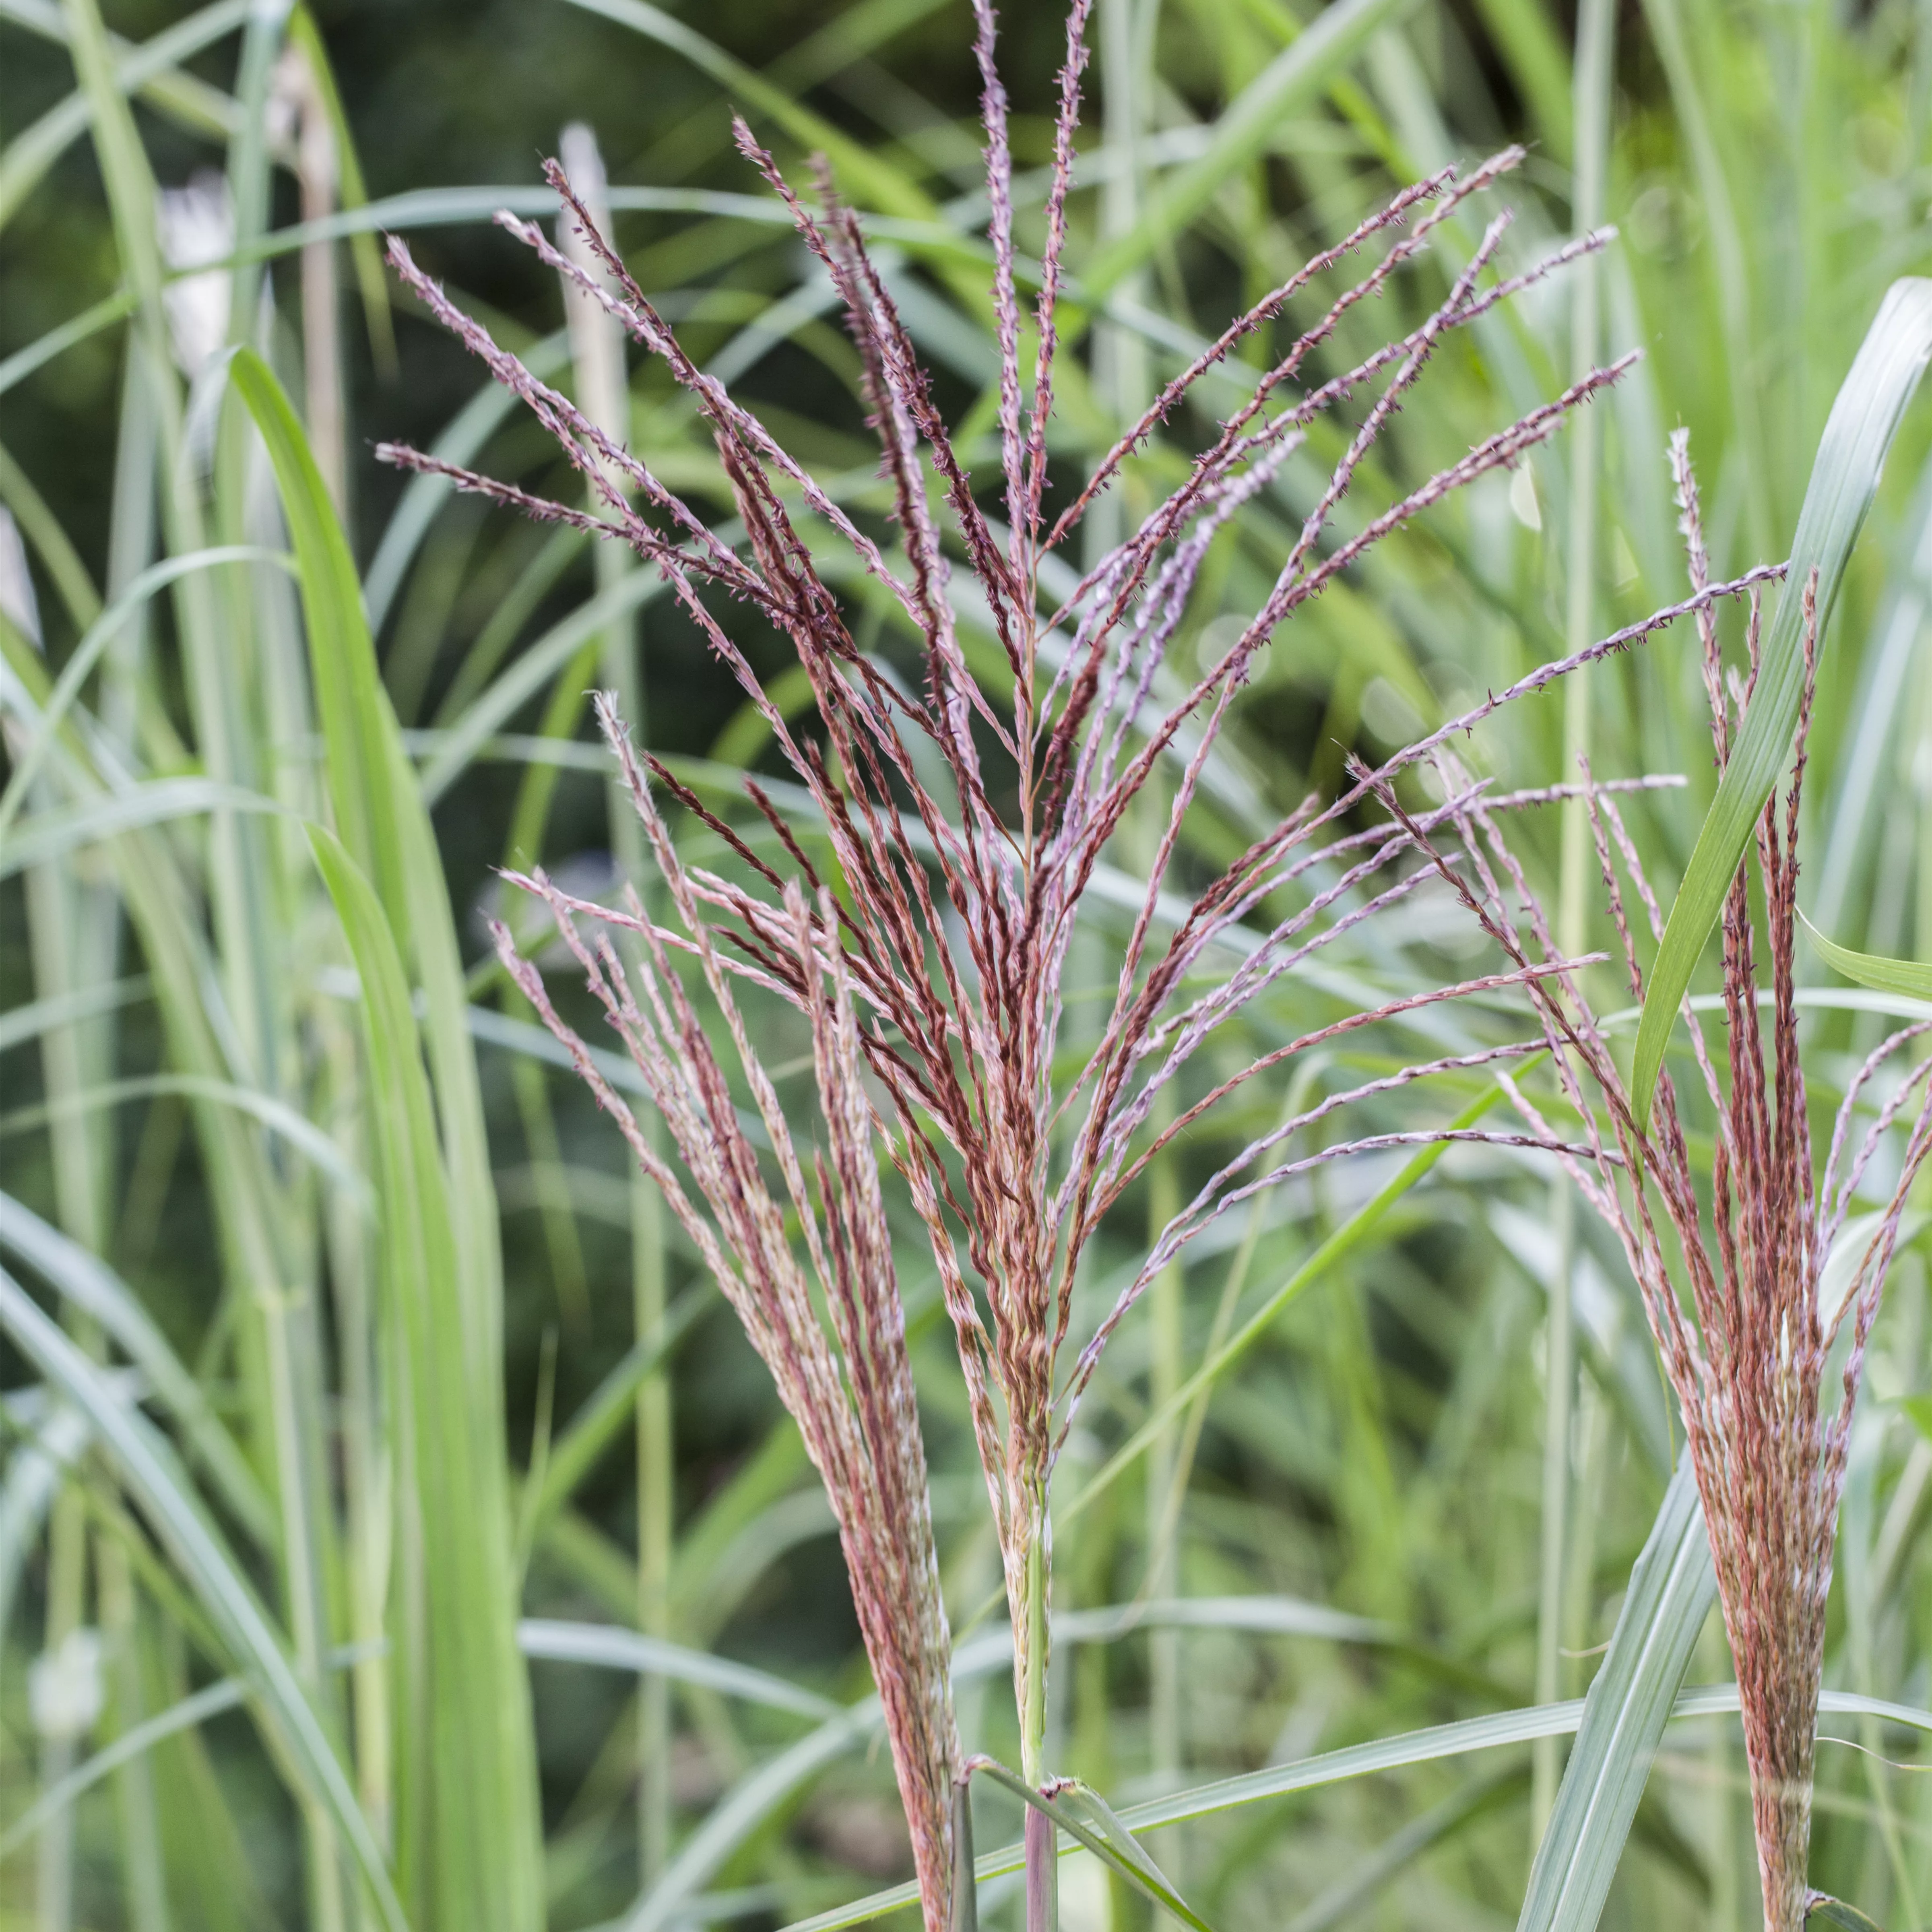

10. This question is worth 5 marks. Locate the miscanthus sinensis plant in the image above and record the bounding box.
[1377,438,1932,1932]
[374,7,1777,1926]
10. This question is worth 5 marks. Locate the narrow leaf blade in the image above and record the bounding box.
[1634,279,1932,1125]
[1800,912,1932,1001]
[1515,1458,1716,1932]
[967,1760,1216,1932]
[0,1264,407,1932]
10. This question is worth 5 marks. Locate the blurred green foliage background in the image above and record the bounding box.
[2,0,1931,1928]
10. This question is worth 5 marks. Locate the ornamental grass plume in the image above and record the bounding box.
[373,7,1781,1923]
[495,727,962,1931]
[1371,437,1932,1932]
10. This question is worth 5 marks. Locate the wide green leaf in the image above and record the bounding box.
[308,825,541,1932]
[1633,279,1932,1126]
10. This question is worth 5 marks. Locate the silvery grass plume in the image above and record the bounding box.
[1371,439,1932,1932]
[373,4,1777,1917]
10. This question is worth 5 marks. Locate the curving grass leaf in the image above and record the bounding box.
[309,824,541,1932]
[617,1699,884,1932]
[522,1292,702,1540]
[0,544,290,845]
[558,0,931,219]
[969,1759,1216,1932]
[1800,912,1932,1003]
[776,1688,1932,1932]
[0,778,285,880]
[1063,1078,1511,1524]
[233,343,540,1930]
[0,1261,407,1931]
[516,1619,840,1720]
[1515,1458,1716,1932]
[1633,279,1932,1126]
[0,0,245,233]
[0,1190,275,1545]
[1809,1898,1886,1931]
[1081,0,1415,299]
[286,2,394,372]
[0,1678,246,1864]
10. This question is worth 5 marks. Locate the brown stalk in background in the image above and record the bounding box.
[1374,438,1932,1932]
[375,6,1783,1922]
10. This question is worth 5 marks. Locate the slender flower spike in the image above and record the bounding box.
[495,720,961,1929]
[1381,445,1932,1932]
[377,7,1775,1922]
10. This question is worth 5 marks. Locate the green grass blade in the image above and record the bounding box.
[0,291,136,401]
[1062,1079,1509,1523]
[1288,1769,1523,1932]
[0,0,238,145]
[417,566,669,803]
[308,825,541,1932]
[0,1263,408,1932]
[617,1701,883,1932]
[1515,1457,1716,1932]
[230,347,506,1364]
[2,1075,369,1205]
[0,0,246,233]
[2,1615,844,1865]
[361,334,570,634]
[558,0,933,219]
[968,1760,1216,1932]
[1081,0,1414,299]
[1633,279,1932,1127]
[1800,912,1932,1001]
[0,1191,276,1545]
[524,1293,701,1539]
[287,2,395,372]
[0,1402,89,1661]
[0,1678,246,1863]
[515,1620,840,1720]
[0,978,148,1055]
[0,545,289,846]
[776,1684,1932,1932]
[0,437,102,629]
[1808,1899,1886,1931]
[229,351,402,919]
[0,779,285,881]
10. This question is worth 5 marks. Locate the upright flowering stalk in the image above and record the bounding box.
[371,6,1787,1920]
[497,714,962,1931]
[1377,440,1932,1932]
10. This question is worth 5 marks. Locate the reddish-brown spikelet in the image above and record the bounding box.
[495,719,961,1929]
[375,3,1797,1914]
[1379,444,1932,1932]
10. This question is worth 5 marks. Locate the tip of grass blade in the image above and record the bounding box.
[1632,276,1932,1128]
